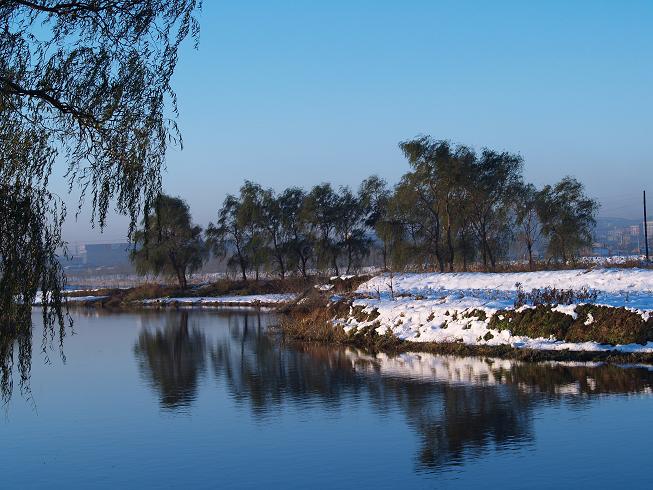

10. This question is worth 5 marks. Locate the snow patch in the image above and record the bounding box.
[336,268,653,353]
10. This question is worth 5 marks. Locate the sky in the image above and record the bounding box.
[56,0,653,243]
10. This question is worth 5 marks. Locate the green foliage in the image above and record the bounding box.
[303,183,341,273]
[210,181,374,279]
[1,1,200,232]
[207,181,269,281]
[208,138,598,277]
[277,187,312,277]
[1,0,200,400]
[514,183,542,270]
[396,137,523,271]
[537,177,599,262]
[131,195,207,288]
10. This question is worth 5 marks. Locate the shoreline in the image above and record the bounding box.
[279,268,653,363]
[278,328,653,365]
[53,268,653,364]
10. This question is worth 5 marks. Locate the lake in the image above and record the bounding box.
[2,309,653,489]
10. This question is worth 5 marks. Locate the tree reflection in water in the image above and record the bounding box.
[135,311,653,471]
[211,313,367,415]
[209,315,533,469]
[134,311,207,410]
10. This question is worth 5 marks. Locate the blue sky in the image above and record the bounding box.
[61,0,653,242]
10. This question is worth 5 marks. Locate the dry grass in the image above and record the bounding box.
[194,277,310,296]
[278,290,653,364]
[278,304,349,343]
[278,307,653,364]
[392,259,653,274]
[514,285,598,307]
[65,277,318,309]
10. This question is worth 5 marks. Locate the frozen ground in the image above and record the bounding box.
[141,293,297,307]
[334,268,653,353]
[34,293,108,305]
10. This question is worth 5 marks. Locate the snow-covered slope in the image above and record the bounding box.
[334,268,653,353]
[142,293,297,307]
[358,268,653,296]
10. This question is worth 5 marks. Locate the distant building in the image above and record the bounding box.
[646,221,653,239]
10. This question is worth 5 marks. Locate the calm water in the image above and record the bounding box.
[2,309,653,489]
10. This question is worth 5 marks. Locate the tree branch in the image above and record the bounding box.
[0,76,99,125]
[11,0,111,15]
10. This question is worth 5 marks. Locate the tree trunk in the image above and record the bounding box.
[176,268,187,289]
[446,205,454,272]
[278,253,285,279]
[382,241,388,271]
[488,245,496,271]
[346,243,353,274]
[272,235,285,279]
[461,227,468,272]
[475,217,488,270]
[239,257,247,281]
[332,252,339,276]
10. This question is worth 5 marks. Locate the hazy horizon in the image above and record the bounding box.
[51,0,652,243]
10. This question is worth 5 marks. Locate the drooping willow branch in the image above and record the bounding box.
[0,0,201,401]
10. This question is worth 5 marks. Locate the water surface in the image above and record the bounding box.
[2,309,653,489]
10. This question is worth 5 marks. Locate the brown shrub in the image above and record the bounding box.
[514,283,598,308]
[329,275,373,293]
[489,307,574,340]
[566,305,653,345]
[489,304,653,346]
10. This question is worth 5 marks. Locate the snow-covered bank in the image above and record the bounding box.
[142,293,297,308]
[358,268,653,296]
[33,293,108,305]
[331,268,653,354]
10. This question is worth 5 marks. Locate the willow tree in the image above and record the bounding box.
[538,177,599,263]
[130,195,207,288]
[0,1,201,400]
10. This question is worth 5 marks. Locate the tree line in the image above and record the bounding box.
[132,137,599,286]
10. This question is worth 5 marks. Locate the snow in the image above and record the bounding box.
[551,304,579,319]
[66,295,109,303]
[338,349,653,395]
[346,349,515,385]
[358,268,653,296]
[33,293,108,305]
[334,268,653,353]
[142,293,297,307]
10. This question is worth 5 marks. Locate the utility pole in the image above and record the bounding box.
[645,190,650,262]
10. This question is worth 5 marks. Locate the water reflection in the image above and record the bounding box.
[208,317,534,469]
[210,314,366,415]
[134,311,207,410]
[134,311,653,471]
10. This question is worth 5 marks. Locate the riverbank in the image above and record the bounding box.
[56,276,366,309]
[53,268,653,362]
[279,268,653,363]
